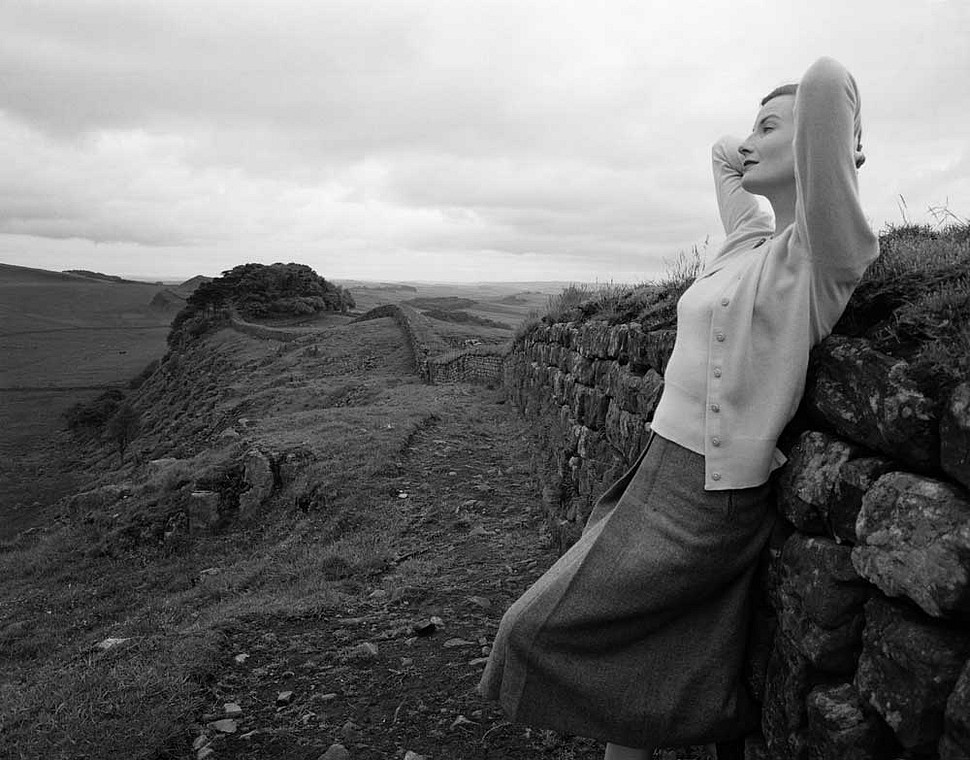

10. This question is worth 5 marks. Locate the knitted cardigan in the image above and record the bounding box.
[651,57,879,490]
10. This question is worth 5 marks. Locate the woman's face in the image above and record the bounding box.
[738,95,796,196]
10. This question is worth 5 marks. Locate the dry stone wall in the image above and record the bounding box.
[228,314,307,343]
[426,346,510,386]
[353,304,450,380]
[505,319,970,760]
[355,304,510,386]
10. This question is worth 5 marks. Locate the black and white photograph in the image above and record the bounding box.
[1,2,968,759]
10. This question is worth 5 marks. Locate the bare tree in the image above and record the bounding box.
[105,403,141,465]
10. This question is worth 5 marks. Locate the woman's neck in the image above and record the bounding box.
[768,187,797,235]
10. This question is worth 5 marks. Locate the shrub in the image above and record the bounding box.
[527,226,969,397]
[838,221,970,395]
[530,240,707,332]
[64,389,126,434]
[167,262,355,346]
[104,403,142,464]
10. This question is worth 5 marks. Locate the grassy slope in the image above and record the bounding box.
[3,313,656,760]
[0,317,484,758]
[0,263,174,538]
[0,262,170,388]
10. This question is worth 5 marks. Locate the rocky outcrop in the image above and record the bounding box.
[807,337,939,470]
[854,597,970,752]
[776,432,863,536]
[805,683,894,760]
[852,471,970,617]
[238,448,276,518]
[776,535,870,674]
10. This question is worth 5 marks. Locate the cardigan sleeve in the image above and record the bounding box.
[712,135,773,238]
[791,57,879,277]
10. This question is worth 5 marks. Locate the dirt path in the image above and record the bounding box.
[191,396,607,760]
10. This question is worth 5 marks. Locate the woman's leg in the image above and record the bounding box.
[604,742,653,760]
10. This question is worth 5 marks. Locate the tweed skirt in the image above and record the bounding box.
[478,433,774,748]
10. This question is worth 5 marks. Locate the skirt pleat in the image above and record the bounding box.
[478,433,774,748]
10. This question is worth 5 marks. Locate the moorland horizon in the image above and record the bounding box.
[0,259,608,288]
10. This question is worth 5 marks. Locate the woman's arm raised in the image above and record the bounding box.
[712,135,773,238]
[792,57,878,275]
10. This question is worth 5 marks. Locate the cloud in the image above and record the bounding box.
[0,0,967,280]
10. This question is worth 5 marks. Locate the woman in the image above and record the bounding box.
[478,57,878,760]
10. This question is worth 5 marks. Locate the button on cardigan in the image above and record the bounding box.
[650,57,879,490]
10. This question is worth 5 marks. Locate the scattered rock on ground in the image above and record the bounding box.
[275,691,294,706]
[319,743,350,760]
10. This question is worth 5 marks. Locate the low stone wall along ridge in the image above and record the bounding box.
[503,318,970,760]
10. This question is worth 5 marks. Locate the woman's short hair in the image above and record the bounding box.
[761,84,798,106]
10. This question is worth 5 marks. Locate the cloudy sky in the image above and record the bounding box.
[1,0,967,283]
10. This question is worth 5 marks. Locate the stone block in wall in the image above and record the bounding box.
[940,659,970,760]
[573,386,610,430]
[777,535,871,674]
[830,457,895,545]
[549,322,569,347]
[576,321,613,359]
[557,404,573,431]
[531,342,546,367]
[941,382,970,490]
[556,345,571,373]
[807,336,939,470]
[854,596,970,752]
[805,683,897,760]
[593,359,611,391]
[569,351,597,385]
[776,431,863,536]
[637,369,664,420]
[566,423,583,456]
[609,323,630,362]
[591,388,611,431]
[852,471,970,617]
[596,361,612,396]
[551,368,566,404]
[562,373,576,404]
[544,344,558,368]
[763,633,816,760]
[627,326,651,372]
[605,401,649,463]
[571,385,588,427]
[608,364,642,414]
[628,327,677,375]
[576,426,597,460]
